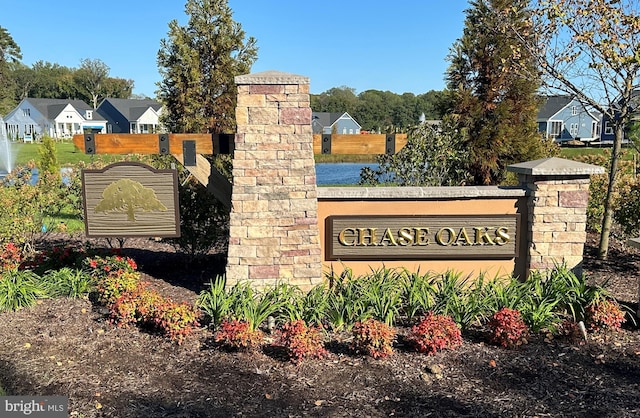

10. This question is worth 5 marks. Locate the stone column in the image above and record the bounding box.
[225,71,323,291]
[508,157,604,277]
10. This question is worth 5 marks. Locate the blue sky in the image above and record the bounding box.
[2,1,469,97]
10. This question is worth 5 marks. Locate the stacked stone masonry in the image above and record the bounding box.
[225,71,323,291]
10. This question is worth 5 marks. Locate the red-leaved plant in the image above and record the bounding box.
[0,242,22,271]
[406,312,462,355]
[214,318,264,351]
[585,299,626,331]
[351,318,396,359]
[487,307,528,348]
[275,319,328,363]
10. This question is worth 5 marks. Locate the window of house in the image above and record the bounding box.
[22,109,30,117]
[592,122,600,138]
[342,127,347,134]
[86,111,92,119]
[550,121,563,138]
[570,123,579,137]
[572,106,578,115]
[604,121,613,135]
[130,123,137,133]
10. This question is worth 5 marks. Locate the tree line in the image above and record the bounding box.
[0,27,136,114]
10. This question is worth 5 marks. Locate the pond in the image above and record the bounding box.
[315,163,378,186]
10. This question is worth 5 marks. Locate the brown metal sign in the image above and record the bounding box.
[82,162,180,238]
[326,214,519,261]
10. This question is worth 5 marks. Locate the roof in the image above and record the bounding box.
[24,98,94,120]
[537,95,573,120]
[312,112,344,127]
[99,98,162,121]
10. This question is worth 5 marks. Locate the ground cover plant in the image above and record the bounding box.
[0,232,638,417]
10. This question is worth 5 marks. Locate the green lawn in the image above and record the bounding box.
[11,141,124,167]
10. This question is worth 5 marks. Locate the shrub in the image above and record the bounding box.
[197,276,232,328]
[28,243,92,274]
[0,243,23,271]
[95,271,141,306]
[406,312,463,355]
[351,318,396,359]
[585,299,626,331]
[83,255,137,281]
[275,319,327,364]
[40,267,94,298]
[0,270,44,312]
[487,307,528,348]
[152,299,201,344]
[214,318,264,351]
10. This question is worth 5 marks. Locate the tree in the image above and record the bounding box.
[311,86,358,115]
[359,117,471,187]
[446,0,556,185]
[507,0,640,259]
[73,58,110,109]
[157,0,257,134]
[95,179,167,222]
[0,26,21,114]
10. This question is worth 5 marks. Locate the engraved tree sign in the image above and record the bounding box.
[94,178,168,221]
[82,162,180,238]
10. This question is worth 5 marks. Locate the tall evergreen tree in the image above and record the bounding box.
[446,0,556,185]
[0,26,21,114]
[157,0,257,134]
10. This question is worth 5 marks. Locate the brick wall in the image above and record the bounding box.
[225,71,323,290]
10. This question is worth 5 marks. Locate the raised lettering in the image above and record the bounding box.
[338,228,357,246]
[474,227,495,245]
[494,226,510,245]
[397,227,414,246]
[435,227,456,246]
[357,228,378,246]
[380,228,398,246]
[413,227,430,245]
[454,227,473,246]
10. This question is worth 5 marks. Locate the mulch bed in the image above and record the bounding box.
[0,232,639,417]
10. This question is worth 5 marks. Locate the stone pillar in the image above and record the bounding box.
[508,157,604,276]
[225,71,323,291]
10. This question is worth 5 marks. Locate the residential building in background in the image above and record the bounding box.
[97,98,164,134]
[537,95,600,143]
[3,98,107,140]
[312,112,361,134]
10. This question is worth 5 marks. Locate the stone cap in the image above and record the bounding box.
[507,157,605,176]
[235,70,309,85]
[317,186,526,200]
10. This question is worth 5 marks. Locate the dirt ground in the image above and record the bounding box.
[0,232,639,418]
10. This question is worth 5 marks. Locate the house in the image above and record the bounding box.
[96,98,164,134]
[537,95,600,143]
[3,98,107,140]
[599,89,640,144]
[312,112,361,135]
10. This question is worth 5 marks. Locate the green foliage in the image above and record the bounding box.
[38,136,60,178]
[197,276,233,328]
[406,312,463,355]
[40,267,94,298]
[359,117,471,187]
[226,282,286,331]
[400,270,436,322]
[166,179,229,258]
[275,319,328,364]
[351,318,396,359]
[157,0,257,133]
[0,270,44,312]
[447,0,556,185]
[614,176,640,237]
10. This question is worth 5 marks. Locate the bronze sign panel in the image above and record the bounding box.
[82,162,181,238]
[327,214,519,261]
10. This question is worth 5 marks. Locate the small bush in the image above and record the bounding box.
[214,318,264,351]
[487,307,528,348]
[40,267,94,298]
[0,270,44,312]
[406,312,463,355]
[275,319,327,363]
[585,299,626,331]
[0,243,23,271]
[95,271,141,306]
[351,318,396,359]
[152,299,201,344]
